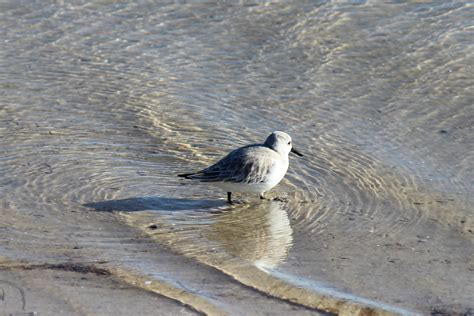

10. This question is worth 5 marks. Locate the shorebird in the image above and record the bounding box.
[178,131,302,204]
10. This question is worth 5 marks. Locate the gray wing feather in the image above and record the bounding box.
[187,146,275,184]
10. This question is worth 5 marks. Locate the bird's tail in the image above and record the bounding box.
[177,173,196,179]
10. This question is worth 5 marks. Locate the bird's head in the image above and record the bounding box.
[264,131,303,157]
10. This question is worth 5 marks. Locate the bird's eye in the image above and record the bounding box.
[288,141,291,145]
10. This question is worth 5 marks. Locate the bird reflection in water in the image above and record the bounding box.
[206,200,293,269]
[113,197,294,270]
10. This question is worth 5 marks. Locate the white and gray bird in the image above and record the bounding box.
[178,131,303,204]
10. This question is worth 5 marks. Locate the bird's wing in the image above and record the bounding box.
[189,146,276,184]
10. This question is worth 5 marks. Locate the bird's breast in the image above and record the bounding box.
[266,158,289,187]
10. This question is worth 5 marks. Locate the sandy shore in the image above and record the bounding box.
[0,261,197,315]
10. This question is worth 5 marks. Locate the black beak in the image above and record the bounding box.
[291,147,303,157]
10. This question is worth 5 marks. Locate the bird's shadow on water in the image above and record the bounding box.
[84,196,227,213]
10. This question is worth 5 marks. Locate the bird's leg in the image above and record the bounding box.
[227,192,232,204]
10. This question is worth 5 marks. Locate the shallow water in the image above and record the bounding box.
[1,1,473,315]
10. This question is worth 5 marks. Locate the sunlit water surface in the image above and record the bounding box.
[1,2,473,315]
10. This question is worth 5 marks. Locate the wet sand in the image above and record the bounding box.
[0,260,197,316]
[1,2,473,315]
